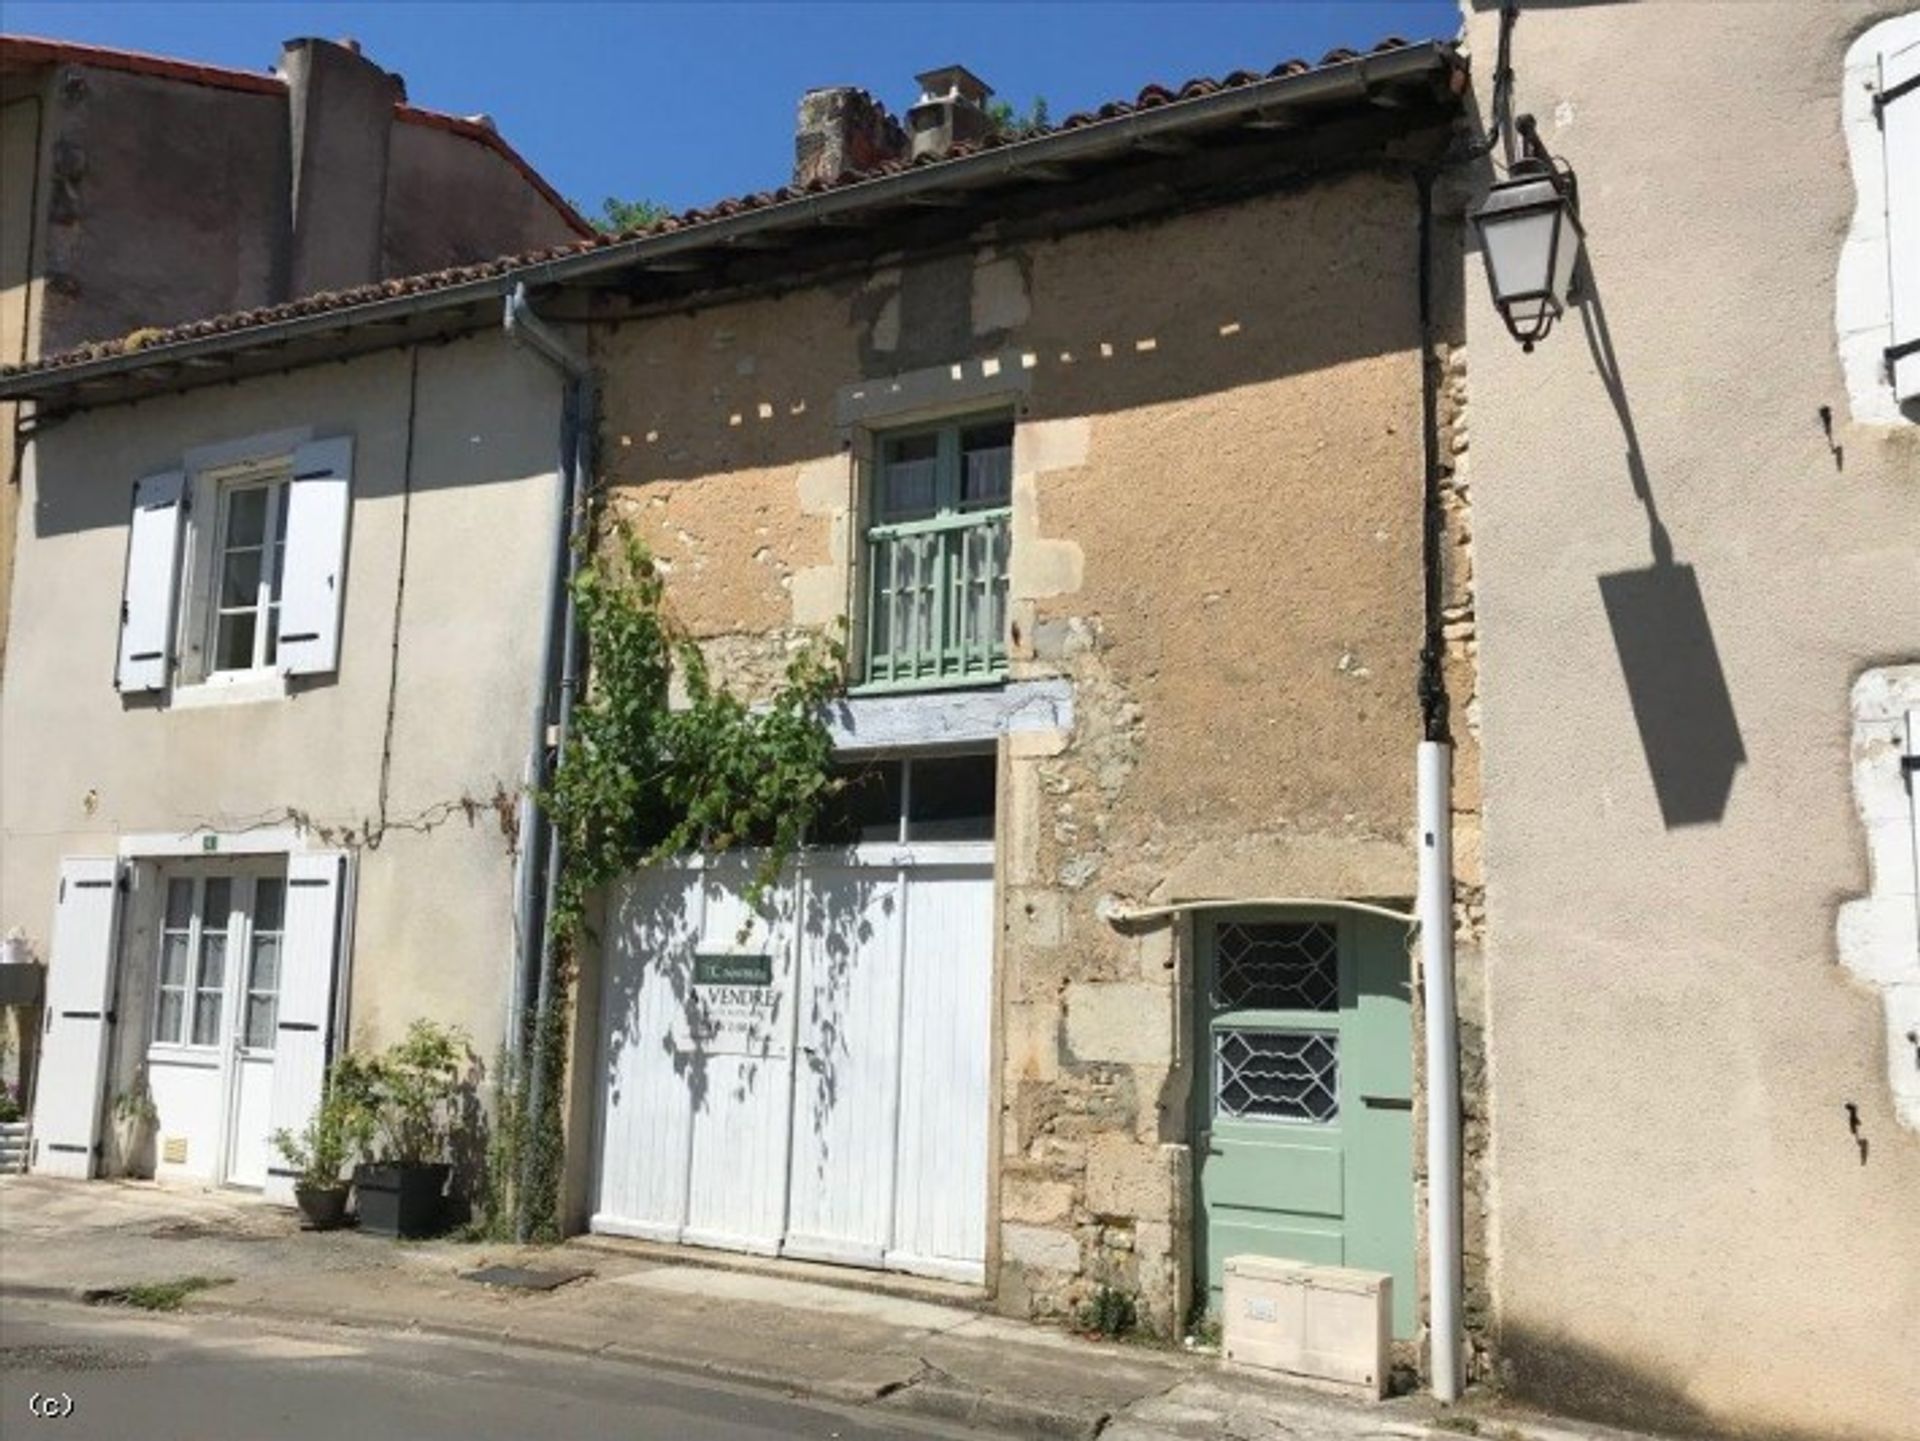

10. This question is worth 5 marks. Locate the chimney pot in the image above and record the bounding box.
[908,64,994,162]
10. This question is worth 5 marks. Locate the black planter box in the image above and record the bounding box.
[354,1162,450,1238]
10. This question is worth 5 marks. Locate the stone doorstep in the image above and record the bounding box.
[566,1230,993,1310]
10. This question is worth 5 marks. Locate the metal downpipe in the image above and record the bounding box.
[521,379,593,1240]
[502,284,590,1240]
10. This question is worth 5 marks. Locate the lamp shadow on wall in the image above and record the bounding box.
[1578,268,1746,828]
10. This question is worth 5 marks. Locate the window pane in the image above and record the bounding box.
[155,990,184,1046]
[1212,922,1339,1012]
[269,482,289,603]
[264,607,280,666]
[219,545,262,608]
[906,753,997,840]
[1215,1029,1339,1124]
[254,878,285,933]
[197,927,227,993]
[245,992,278,1050]
[202,878,231,931]
[248,933,281,996]
[880,460,937,522]
[879,433,939,522]
[164,878,194,930]
[960,421,1013,510]
[812,760,903,844]
[226,486,269,547]
[215,611,257,671]
[158,933,190,988]
[192,989,223,1046]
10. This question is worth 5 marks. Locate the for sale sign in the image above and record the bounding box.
[687,951,784,1055]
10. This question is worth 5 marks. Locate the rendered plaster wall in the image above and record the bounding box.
[20,64,289,356]
[1460,4,1920,1438]
[593,169,1431,1333]
[0,334,562,1063]
[1,89,41,676]
[381,118,580,278]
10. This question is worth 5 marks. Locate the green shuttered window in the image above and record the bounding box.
[861,417,1012,689]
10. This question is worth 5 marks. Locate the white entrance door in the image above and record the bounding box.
[594,847,995,1282]
[147,866,286,1187]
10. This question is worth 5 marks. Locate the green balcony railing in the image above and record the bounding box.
[862,509,1010,689]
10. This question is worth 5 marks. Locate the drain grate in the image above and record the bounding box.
[461,1265,590,1292]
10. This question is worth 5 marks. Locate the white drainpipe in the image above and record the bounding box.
[1418,739,1462,1400]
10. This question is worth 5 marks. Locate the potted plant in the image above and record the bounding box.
[343,1020,470,1239]
[271,1084,370,1231]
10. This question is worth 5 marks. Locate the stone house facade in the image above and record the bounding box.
[555,42,1478,1349]
[2,35,1486,1374]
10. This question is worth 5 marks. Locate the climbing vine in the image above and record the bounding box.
[505,523,843,1240]
[545,524,844,942]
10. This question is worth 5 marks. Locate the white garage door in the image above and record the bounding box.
[592,842,995,1283]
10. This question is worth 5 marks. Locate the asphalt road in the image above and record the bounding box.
[0,1298,982,1441]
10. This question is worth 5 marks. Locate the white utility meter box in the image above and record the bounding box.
[1221,1255,1391,1399]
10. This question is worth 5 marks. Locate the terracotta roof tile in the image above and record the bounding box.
[2,34,1454,382]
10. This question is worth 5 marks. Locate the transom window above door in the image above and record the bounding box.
[861,417,1013,691]
[811,752,997,844]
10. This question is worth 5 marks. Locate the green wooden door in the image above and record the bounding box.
[1193,910,1416,1337]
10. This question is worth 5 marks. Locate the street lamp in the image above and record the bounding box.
[1472,114,1584,352]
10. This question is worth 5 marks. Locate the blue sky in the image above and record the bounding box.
[4,3,1460,220]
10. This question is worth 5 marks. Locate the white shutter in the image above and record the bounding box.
[115,470,186,693]
[1906,711,1919,933]
[30,859,123,1178]
[1883,35,1920,402]
[264,851,347,1205]
[278,436,353,677]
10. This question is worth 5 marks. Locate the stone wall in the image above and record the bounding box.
[590,169,1432,1336]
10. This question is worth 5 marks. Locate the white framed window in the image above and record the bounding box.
[114,434,353,698]
[154,874,233,1049]
[203,467,292,679]
[150,870,286,1052]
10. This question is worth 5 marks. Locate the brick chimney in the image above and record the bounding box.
[793,86,908,186]
[907,65,993,162]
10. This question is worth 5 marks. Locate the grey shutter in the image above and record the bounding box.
[30,859,123,1178]
[1883,35,1920,401]
[264,851,346,1205]
[115,470,186,693]
[278,437,353,677]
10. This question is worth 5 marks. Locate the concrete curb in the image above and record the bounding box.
[877,1377,1107,1441]
[2,1280,88,1304]
[1,1282,1102,1440]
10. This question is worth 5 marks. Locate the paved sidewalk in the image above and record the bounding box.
[0,1177,1664,1441]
